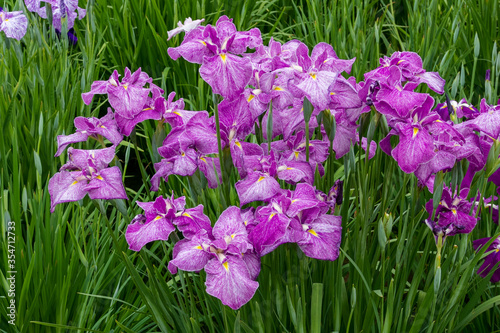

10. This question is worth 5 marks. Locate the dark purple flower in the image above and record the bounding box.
[473,236,500,282]
[26,0,86,31]
[424,186,478,242]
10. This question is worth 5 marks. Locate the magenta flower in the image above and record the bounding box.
[55,108,123,156]
[424,186,478,242]
[25,0,86,31]
[48,147,127,212]
[473,237,500,282]
[125,195,212,251]
[168,206,259,310]
[169,15,262,100]
[82,68,153,119]
[0,8,28,40]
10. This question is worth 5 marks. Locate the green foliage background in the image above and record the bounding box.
[1,0,500,332]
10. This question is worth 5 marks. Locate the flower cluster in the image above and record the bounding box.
[25,0,86,43]
[48,15,500,310]
[125,182,342,309]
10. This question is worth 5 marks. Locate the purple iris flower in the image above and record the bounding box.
[48,147,127,212]
[473,236,500,282]
[55,108,123,156]
[365,51,445,94]
[0,8,28,40]
[469,99,500,139]
[114,85,165,136]
[125,194,212,251]
[424,186,478,243]
[82,68,154,119]
[25,0,86,31]
[434,98,478,121]
[168,206,259,310]
[168,16,262,100]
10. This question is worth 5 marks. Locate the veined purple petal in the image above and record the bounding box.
[150,160,174,191]
[235,172,281,206]
[249,213,290,256]
[204,255,259,310]
[81,80,109,105]
[125,214,176,252]
[199,53,253,100]
[107,84,150,119]
[48,171,88,212]
[213,206,251,254]
[392,124,435,173]
[55,132,89,157]
[298,214,342,261]
[295,71,338,111]
[242,250,261,280]
[0,10,27,40]
[168,236,212,274]
[86,166,128,200]
[174,205,213,239]
[411,71,446,94]
[198,156,222,188]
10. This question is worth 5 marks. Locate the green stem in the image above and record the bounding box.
[305,121,310,162]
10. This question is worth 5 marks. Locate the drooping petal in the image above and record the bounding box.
[85,167,128,200]
[298,214,342,261]
[204,255,259,310]
[55,132,90,157]
[199,53,253,100]
[174,205,213,239]
[125,214,176,251]
[213,206,251,254]
[248,213,290,256]
[48,171,88,212]
[168,236,212,274]
[392,124,435,173]
[235,172,281,206]
[0,11,27,40]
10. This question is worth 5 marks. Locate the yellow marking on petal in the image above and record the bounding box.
[310,73,317,79]
[307,229,319,237]
[435,119,441,122]
[291,199,298,203]
[200,157,207,163]
[96,175,104,180]
[231,234,236,239]
[200,40,207,46]
[123,84,128,90]
[143,107,152,111]
[220,53,227,63]
[257,176,266,182]
[247,94,255,102]
[154,215,162,221]
[397,60,405,64]
[70,181,79,186]
[182,212,193,219]
[286,167,294,170]
[300,107,304,113]
[496,249,500,253]
[195,245,203,250]
[244,220,248,226]
[441,105,447,109]
[452,208,457,215]
[223,261,229,271]
[269,213,276,220]
[413,127,419,138]
[173,111,181,116]
[330,92,336,95]
[273,86,282,91]
[100,125,107,128]
[294,151,300,159]
[235,140,242,148]
[181,152,186,157]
